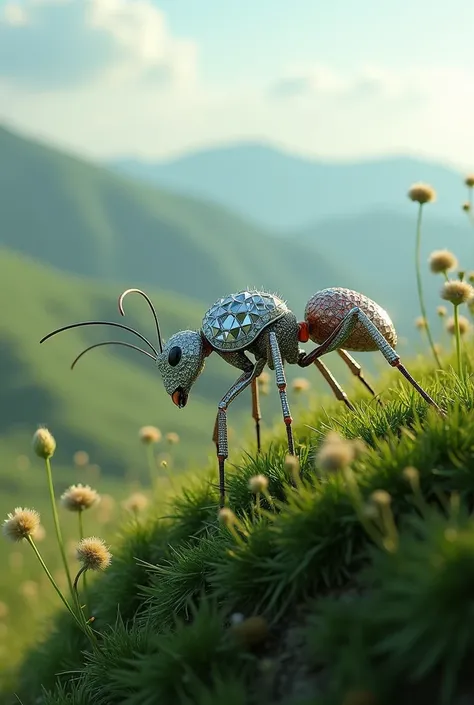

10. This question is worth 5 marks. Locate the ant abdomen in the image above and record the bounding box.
[304,287,397,352]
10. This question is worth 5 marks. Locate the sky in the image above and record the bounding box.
[0,0,473,167]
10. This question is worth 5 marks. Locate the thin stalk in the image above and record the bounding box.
[78,511,88,601]
[453,305,463,381]
[72,566,91,635]
[44,457,74,596]
[415,204,442,368]
[71,567,98,647]
[26,536,85,635]
[78,511,84,540]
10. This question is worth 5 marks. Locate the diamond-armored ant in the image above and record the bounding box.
[40,286,443,507]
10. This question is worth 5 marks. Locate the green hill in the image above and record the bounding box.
[0,125,349,315]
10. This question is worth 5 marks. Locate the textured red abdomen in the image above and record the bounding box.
[304,287,397,352]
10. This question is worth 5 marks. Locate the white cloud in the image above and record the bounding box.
[3,3,29,26]
[0,3,473,171]
[0,0,197,89]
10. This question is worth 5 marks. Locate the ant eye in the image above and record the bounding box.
[168,346,182,367]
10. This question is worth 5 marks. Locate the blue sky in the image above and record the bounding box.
[0,0,473,167]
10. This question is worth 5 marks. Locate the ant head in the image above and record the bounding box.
[39,289,206,409]
[156,331,206,408]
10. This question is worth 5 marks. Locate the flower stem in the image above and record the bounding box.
[44,457,74,597]
[415,204,441,368]
[78,511,88,602]
[26,536,85,635]
[453,304,463,380]
[72,567,98,646]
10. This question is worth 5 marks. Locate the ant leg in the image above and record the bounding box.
[337,349,383,406]
[299,307,444,415]
[269,332,295,455]
[215,358,266,507]
[314,358,355,411]
[251,378,262,453]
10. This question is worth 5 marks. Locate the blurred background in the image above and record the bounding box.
[0,0,473,683]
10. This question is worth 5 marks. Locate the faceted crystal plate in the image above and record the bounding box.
[202,290,288,351]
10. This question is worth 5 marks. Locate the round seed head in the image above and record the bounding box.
[415,316,427,330]
[160,459,168,468]
[446,315,470,336]
[316,431,355,472]
[218,507,237,527]
[441,280,474,306]
[403,466,419,483]
[32,427,56,459]
[284,454,300,473]
[370,489,392,507]
[73,450,89,467]
[437,306,447,317]
[429,249,458,274]
[139,426,161,444]
[76,537,112,571]
[407,182,436,204]
[465,175,474,188]
[2,507,41,542]
[292,377,310,393]
[60,484,100,512]
[248,474,269,494]
[462,202,471,212]
[165,432,180,445]
[122,492,149,513]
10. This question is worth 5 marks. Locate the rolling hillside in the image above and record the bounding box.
[109,142,467,231]
[0,126,350,314]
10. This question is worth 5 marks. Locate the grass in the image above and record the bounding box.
[3,348,474,705]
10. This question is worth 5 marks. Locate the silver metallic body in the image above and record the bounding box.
[202,290,289,351]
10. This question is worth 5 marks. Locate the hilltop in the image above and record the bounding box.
[109,141,467,231]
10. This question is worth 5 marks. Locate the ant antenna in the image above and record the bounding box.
[40,321,158,355]
[70,341,156,369]
[118,288,163,354]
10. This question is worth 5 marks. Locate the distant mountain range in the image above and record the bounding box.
[108,142,469,232]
